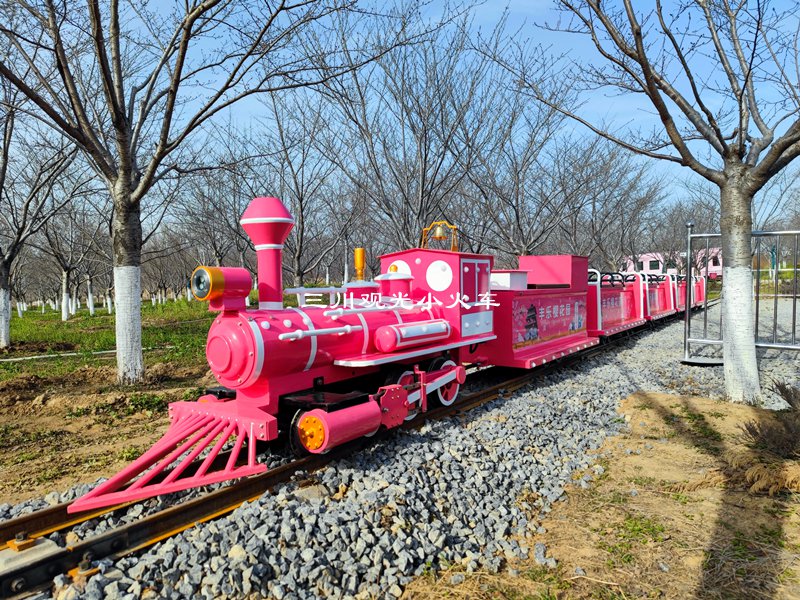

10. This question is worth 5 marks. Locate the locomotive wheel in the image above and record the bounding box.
[428,357,460,407]
[289,410,308,457]
[385,368,419,421]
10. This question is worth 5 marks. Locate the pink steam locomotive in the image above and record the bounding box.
[70,197,705,513]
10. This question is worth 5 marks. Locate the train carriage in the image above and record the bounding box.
[586,270,648,336]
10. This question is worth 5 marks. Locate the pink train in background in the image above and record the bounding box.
[70,197,705,513]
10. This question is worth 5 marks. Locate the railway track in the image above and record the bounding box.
[0,313,689,599]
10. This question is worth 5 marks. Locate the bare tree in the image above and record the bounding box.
[42,200,102,321]
[550,138,664,269]
[264,93,350,286]
[464,83,567,258]
[0,90,78,346]
[0,0,432,382]
[324,21,494,249]
[504,0,800,403]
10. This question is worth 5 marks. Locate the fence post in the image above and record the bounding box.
[683,221,693,361]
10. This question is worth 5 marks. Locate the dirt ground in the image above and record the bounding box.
[0,360,212,504]
[406,392,800,600]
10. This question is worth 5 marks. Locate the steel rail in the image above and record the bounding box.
[0,309,691,598]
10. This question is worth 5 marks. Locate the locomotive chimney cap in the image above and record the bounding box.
[240,197,294,247]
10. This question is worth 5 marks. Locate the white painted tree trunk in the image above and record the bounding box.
[41,299,45,313]
[244,293,250,307]
[106,294,113,314]
[0,287,9,348]
[86,278,95,316]
[61,271,70,322]
[16,303,22,318]
[114,266,144,383]
[720,183,761,404]
[185,287,191,301]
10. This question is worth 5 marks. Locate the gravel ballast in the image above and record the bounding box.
[5,306,798,600]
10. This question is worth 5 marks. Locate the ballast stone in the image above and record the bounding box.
[26,313,800,599]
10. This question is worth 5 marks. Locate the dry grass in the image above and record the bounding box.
[404,392,800,600]
[740,381,800,460]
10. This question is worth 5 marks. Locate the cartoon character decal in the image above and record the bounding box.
[512,295,585,350]
[524,305,539,341]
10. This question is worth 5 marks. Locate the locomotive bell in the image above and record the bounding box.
[431,224,448,240]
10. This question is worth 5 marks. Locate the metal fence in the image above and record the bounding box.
[682,224,800,366]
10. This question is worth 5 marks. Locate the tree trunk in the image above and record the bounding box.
[86,276,95,316]
[71,283,79,315]
[112,195,144,384]
[720,181,761,404]
[16,302,22,318]
[61,270,70,322]
[0,264,10,348]
[106,294,113,314]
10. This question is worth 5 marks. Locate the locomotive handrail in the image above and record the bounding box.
[325,304,404,318]
[278,324,363,341]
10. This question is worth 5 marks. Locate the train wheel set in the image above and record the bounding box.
[66,196,707,514]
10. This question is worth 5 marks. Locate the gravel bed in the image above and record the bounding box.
[9,309,799,600]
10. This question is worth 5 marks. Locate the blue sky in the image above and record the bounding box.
[468,1,698,200]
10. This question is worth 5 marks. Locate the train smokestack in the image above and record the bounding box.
[240,197,294,310]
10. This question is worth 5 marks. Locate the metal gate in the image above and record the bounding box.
[682,223,800,366]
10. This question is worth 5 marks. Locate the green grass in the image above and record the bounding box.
[618,515,666,542]
[598,514,666,567]
[608,491,629,505]
[1,299,222,382]
[678,405,723,442]
[117,446,143,461]
[661,404,724,455]
[0,424,64,450]
[66,392,168,422]
[629,475,657,487]
[1,292,311,384]
[7,299,213,353]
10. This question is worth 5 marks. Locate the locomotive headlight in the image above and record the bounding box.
[190,266,224,301]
